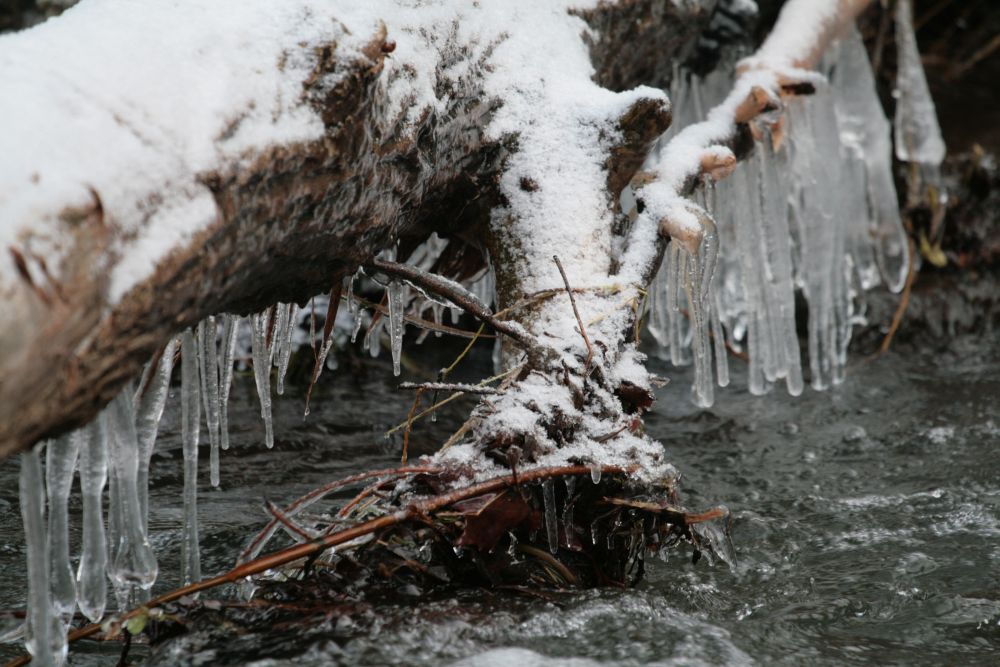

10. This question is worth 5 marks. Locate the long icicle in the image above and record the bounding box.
[276,303,298,395]
[107,387,159,592]
[45,434,80,625]
[250,310,275,449]
[76,417,108,623]
[388,280,405,376]
[21,445,63,666]
[198,317,222,487]
[135,337,178,532]
[218,314,240,451]
[180,330,202,586]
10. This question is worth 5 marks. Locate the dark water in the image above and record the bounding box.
[1,333,998,665]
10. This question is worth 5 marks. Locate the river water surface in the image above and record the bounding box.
[1,332,998,665]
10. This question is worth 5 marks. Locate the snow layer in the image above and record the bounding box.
[0,0,355,302]
[0,0,661,312]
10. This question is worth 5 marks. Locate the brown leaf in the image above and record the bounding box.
[616,380,654,413]
[456,491,535,552]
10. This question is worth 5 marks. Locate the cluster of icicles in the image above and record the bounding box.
[14,314,241,665]
[645,24,938,407]
[12,243,497,665]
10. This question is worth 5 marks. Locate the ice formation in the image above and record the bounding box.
[77,419,108,623]
[107,389,159,594]
[892,0,945,167]
[135,338,178,528]
[645,24,914,400]
[218,314,240,451]
[20,447,64,665]
[388,280,406,376]
[180,331,202,586]
[250,310,275,449]
[45,435,79,623]
[197,317,222,487]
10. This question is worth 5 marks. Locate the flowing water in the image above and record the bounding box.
[1,333,998,665]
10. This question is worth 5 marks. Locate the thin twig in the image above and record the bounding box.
[948,32,1000,81]
[438,367,518,452]
[441,323,487,375]
[516,544,579,586]
[305,282,343,414]
[878,237,918,355]
[401,388,424,464]
[438,416,478,451]
[399,382,500,395]
[265,500,319,541]
[385,363,523,436]
[337,477,396,519]
[552,255,594,371]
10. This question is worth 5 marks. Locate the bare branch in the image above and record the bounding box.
[398,382,501,395]
[552,255,594,372]
[368,258,544,357]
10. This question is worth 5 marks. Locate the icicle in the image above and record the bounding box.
[104,438,128,610]
[666,243,692,367]
[308,297,318,356]
[276,303,298,395]
[21,446,64,666]
[542,479,558,554]
[646,251,670,350]
[697,203,720,305]
[830,25,910,293]
[666,242,682,313]
[562,477,576,545]
[250,311,274,449]
[77,418,108,623]
[45,434,80,623]
[365,315,384,358]
[218,315,240,451]
[271,303,289,368]
[758,132,804,396]
[491,336,503,375]
[788,90,854,390]
[589,463,602,485]
[681,205,720,408]
[107,388,158,591]
[893,0,945,166]
[348,276,365,344]
[388,280,405,376]
[197,318,222,487]
[180,330,202,586]
[710,294,730,387]
[313,326,337,390]
[415,322,431,345]
[135,337,178,531]
[684,251,714,408]
[690,510,738,569]
[432,302,444,338]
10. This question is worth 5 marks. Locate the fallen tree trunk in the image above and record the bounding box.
[0,0,726,460]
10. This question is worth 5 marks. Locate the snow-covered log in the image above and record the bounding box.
[0,0,722,459]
